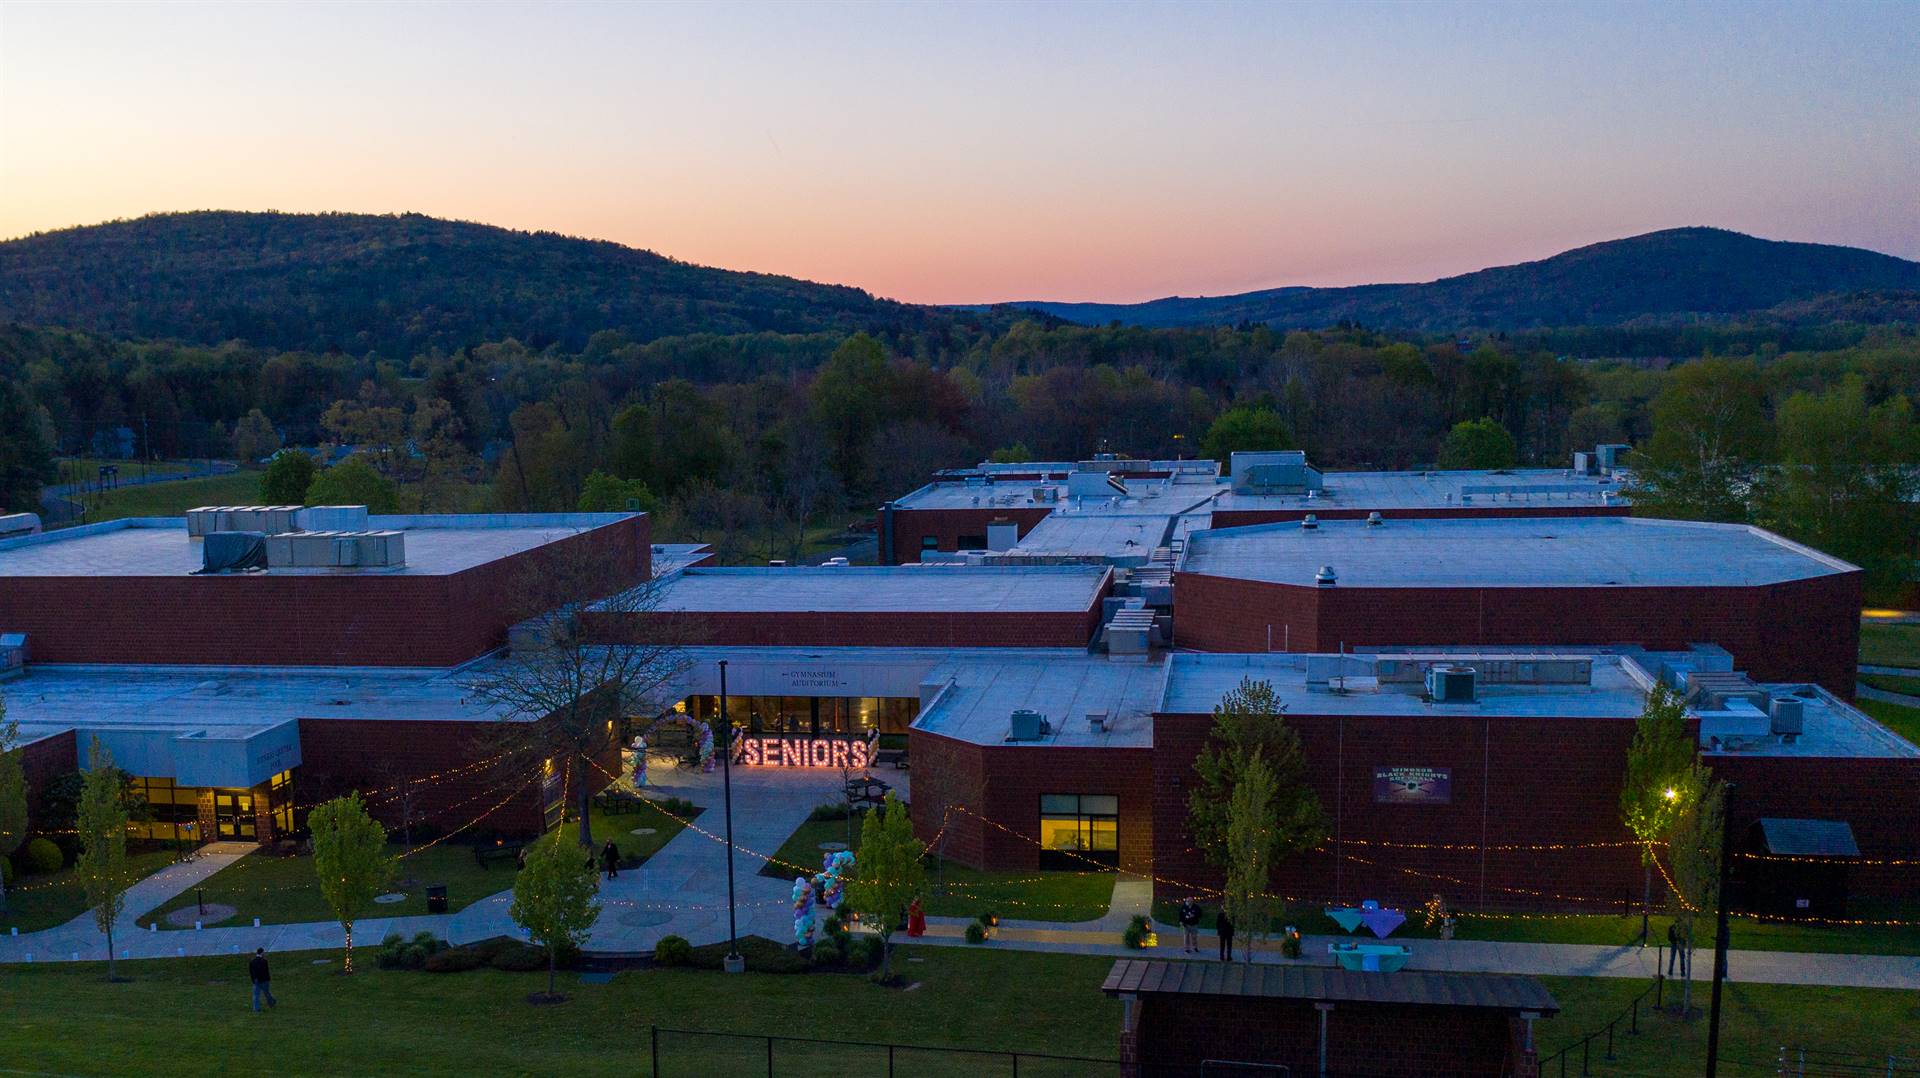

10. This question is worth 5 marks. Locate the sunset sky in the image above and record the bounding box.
[3,0,1916,305]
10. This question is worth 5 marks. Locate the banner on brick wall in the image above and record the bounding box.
[1373,766,1451,804]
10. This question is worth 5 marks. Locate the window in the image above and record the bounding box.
[1039,793,1119,868]
[920,536,940,551]
[957,533,987,550]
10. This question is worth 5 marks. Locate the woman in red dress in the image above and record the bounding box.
[906,897,926,937]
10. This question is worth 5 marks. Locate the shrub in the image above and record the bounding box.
[1128,914,1150,935]
[964,923,986,945]
[1281,931,1303,960]
[469,936,519,962]
[653,935,692,967]
[22,837,62,875]
[976,911,999,929]
[811,939,844,966]
[844,937,876,969]
[375,933,409,970]
[653,796,697,818]
[808,802,851,822]
[411,931,446,954]
[821,913,849,944]
[489,941,549,972]
[424,947,485,973]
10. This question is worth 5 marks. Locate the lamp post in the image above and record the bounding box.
[1704,783,1736,1076]
[719,659,743,974]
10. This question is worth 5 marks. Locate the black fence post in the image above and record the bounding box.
[1582,1035,1590,1075]
[1011,1052,1019,1078]
[887,1044,894,1078]
[1631,996,1639,1035]
[1656,971,1664,1010]
[1606,1020,1616,1061]
[765,1036,773,1078]
[650,1025,659,1078]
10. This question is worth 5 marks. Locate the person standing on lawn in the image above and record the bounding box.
[1216,908,1235,961]
[1178,897,1202,954]
[602,839,620,880]
[249,948,277,1012]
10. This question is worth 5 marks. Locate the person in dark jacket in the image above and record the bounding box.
[1216,908,1235,961]
[249,948,277,1012]
[602,839,620,880]
[1178,897,1203,954]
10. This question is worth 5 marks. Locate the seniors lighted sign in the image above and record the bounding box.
[736,736,873,769]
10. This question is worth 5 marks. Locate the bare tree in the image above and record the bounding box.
[466,542,695,849]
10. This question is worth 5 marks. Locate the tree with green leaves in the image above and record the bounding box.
[987,443,1034,464]
[305,455,400,513]
[1620,682,1697,926]
[1666,764,1725,1016]
[810,333,892,493]
[847,793,925,982]
[0,378,56,515]
[231,408,283,464]
[0,696,27,915]
[258,448,317,504]
[1188,678,1326,876]
[1222,748,1279,963]
[510,829,602,1001]
[1629,356,1769,522]
[1199,405,1292,465]
[309,793,396,973]
[1436,417,1518,469]
[76,737,131,981]
[577,470,657,513]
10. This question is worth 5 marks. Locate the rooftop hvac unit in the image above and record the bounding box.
[265,530,406,569]
[1008,709,1050,742]
[295,505,371,532]
[186,505,302,537]
[1769,697,1806,736]
[0,632,26,681]
[199,530,268,573]
[1426,665,1477,703]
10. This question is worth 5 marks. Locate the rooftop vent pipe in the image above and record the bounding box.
[1301,514,1318,530]
[1315,565,1337,587]
[1366,511,1384,527]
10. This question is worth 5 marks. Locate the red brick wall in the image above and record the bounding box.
[1152,710,1658,912]
[1128,994,1529,1078]
[1172,570,1862,696]
[909,728,1154,874]
[1208,503,1631,529]
[881,507,1053,564]
[19,728,77,834]
[0,516,649,667]
[1709,754,1920,902]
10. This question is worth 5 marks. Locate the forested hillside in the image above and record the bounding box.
[1011,228,1920,330]
[0,211,989,355]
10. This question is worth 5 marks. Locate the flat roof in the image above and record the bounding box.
[0,513,637,577]
[1696,684,1920,760]
[650,543,714,577]
[1102,959,1559,1014]
[1006,512,1183,563]
[889,466,1222,512]
[1159,651,1656,719]
[911,651,1165,748]
[1213,467,1625,513]
[649,564,1111,614]
[1179,515,1856,588]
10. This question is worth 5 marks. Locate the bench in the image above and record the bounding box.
[474,842,525,870]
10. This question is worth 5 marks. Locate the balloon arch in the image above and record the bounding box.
[625,714,716,787]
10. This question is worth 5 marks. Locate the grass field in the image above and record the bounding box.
[65,468,263,524]
[1861,672,1920,696]
[137,805,688,929]
[1858,696,1920,746]
[1860,623,1920,668]
[1,848,178,934]
[0,946,1912,1076]
[763,816,1117,923]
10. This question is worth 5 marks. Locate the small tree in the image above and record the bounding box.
[1665,764,1725,1017]
[259,449,317,504]
[1188,678,1326,873]
[1620,683,1696,926]
[1200,405,1292,465]
[306,456,400,513]
[847,793,925,981]
[76,737,131,981]
[510,829,602,1000]
[1437,417,1518,470]
[1223,749,1279,963]
[309,793,395,973]
[231,408,283,464]
[0,697,30,915]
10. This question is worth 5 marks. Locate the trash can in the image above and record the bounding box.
[426,885,449,914]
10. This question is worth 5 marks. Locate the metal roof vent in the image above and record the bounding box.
[1008,709,1051,742]
[1301,514,1318,530]
[1426,665,1477,703]
[1315,565,1337,587]
[1366,511,1384,527]
[1769,697,1805,736]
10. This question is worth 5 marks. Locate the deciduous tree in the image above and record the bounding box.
[305,456,399,512]
[1188,678,1325,877]
[847,793,924,982]
[1437,417,1519,469]
[231,408,282,463]
[1666,764,1725,1016]
[77,737,131,981]
[258,449,316,504]
[309,792,396,973]
[1222,749,1279,963]
[0,697,27,915]
[1199,405,1292,465]
[510,829,601,1000]
[1620,682,1696,924]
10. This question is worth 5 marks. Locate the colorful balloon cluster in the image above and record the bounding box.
[817,850,855,912]
[791,876,817,948]
[696,723,715,772]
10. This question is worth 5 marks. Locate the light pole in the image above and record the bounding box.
[719,659,743,973]
[1704,783,1736,1076]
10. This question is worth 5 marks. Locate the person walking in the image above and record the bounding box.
[1665,922,1680,977]
[1178,897,1202,954]
[1216,908,1235,962]
[602,839,620,880]
[248,948,277,1012]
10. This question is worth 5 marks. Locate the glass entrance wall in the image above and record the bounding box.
[1039,793,1120,867]
[676,694,918,736]
[126,775,198,843]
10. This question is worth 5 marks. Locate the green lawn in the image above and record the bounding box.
[1861,672,1920,697]
[0,947,1911,1076]
[1151,902,1920,957]
[762,816,1117,923]
[64,469,262,525]
[1858,697,1920,746]
[138,805,692,930]
[1,848,178,934]
[1860,623,1920,669]
[54,457,195,480]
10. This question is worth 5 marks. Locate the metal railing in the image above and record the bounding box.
[1766,1046,1920,1077]
[1538,975,1663,1077]
[644,1025,1120,1077]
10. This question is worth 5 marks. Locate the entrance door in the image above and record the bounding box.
[212,789,256,841]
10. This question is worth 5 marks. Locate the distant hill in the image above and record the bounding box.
[0,211,960,355]
[1003,228,1920,331]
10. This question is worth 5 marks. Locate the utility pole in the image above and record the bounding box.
[1704,783,1736,1076]
[719,659,742,973]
